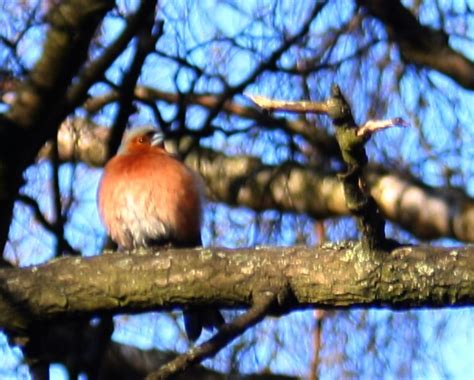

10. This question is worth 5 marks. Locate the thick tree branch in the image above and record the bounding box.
[5,0,113,129]
[39,121,474,243]
[0,0,113,254]
[358,0,474,89]
[0,243,472,333]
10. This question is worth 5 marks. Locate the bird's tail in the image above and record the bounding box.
[183,307,225,341]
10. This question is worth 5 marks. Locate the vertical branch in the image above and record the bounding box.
[310,221,326,380]
[325,85,386,250]
[248,85,408,251]
[106,1,163,157]
[45,136,79,256]
[0,0,113,255]
[309,310,326,380]
[51,138,64,257]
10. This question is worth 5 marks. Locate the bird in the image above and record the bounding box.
[98,127,224,340]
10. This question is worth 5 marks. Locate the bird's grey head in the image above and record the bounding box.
[119,128,165,154]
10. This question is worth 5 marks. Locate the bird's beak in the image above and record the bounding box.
[151,131,165,147]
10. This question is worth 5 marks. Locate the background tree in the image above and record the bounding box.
[0,1,472,379]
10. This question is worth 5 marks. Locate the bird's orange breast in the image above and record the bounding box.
[98,151,203,248]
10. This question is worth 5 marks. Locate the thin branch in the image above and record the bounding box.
[146,290,281,380]
[16,195,53,233]
[107,7,163,157]
[66,0,159,109]
[309,310,328,380]
[51,138,65,258]
[200,1,327,133]
[280,38,383,76]
[246,94,330,114]
[248,86,390,250]
[83,87,341,158]
[16,194,79,256]
[357,117,409,138]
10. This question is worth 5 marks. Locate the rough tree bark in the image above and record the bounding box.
[0,243,472,333]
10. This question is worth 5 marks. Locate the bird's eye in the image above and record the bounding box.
[138,136,146,144]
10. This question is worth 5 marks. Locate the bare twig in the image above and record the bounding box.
[357,117,409,138]
[246,94,330,114]
[199,2,327,133]
[309,310,327,380]
[146,290,281,380]
[16,194,79,256]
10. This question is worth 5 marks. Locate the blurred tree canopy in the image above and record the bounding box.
[0,0,473,379]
